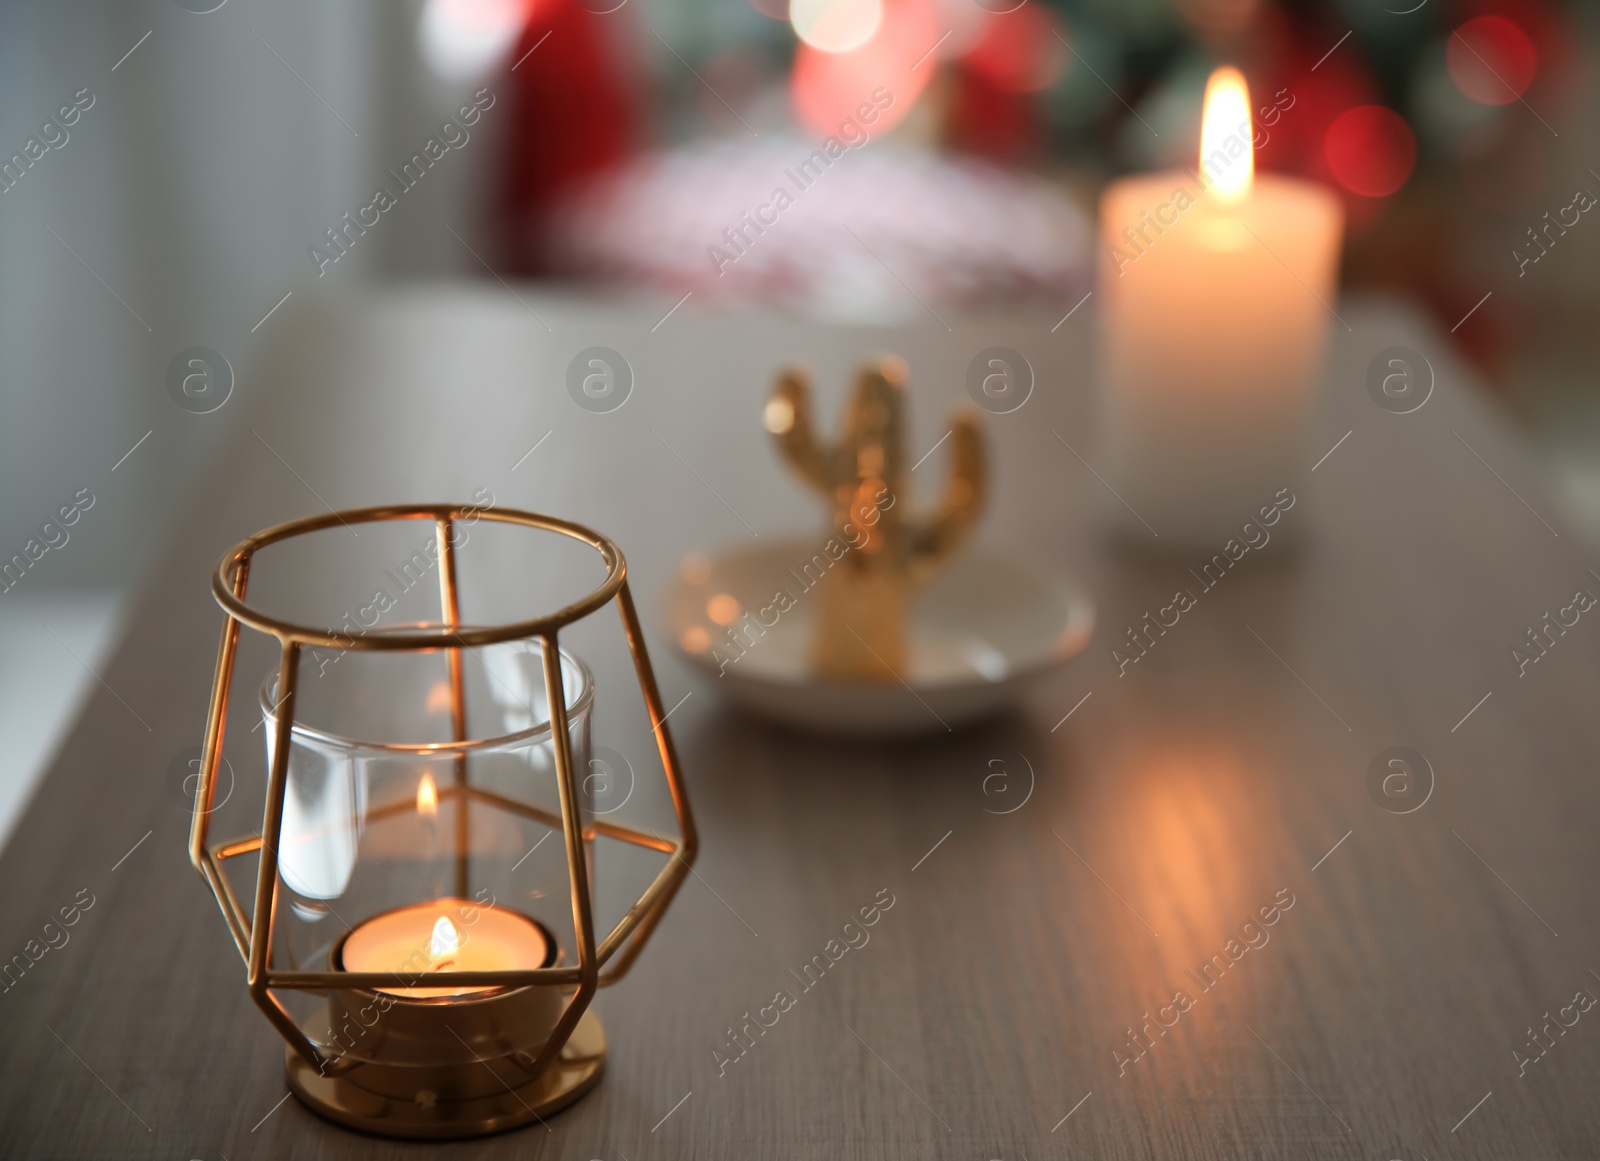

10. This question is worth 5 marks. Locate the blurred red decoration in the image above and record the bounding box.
[1323,105,1415,199]
[500,0,640,273]
[1447,14,1538,105]
[1246,11,1376,176]
[961,6,1066,94]
[791,0,937,137]
[944,5,1066,162]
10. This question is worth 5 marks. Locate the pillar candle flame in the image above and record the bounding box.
[417,772,438,816]
[1200,66,1253,203]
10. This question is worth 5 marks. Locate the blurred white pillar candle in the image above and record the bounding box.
[1098,67,1342,546]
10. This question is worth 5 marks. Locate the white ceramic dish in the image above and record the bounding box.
[663,539,1095,735]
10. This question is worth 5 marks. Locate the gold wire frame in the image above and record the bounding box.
[187,503,698,1079]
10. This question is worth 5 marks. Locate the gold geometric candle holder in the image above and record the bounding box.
[188,503,696,1139]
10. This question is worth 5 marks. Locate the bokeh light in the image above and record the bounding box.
[1447,14,1538,106]
[418,0,532,82]
[1324,105,1415,198]
[791,0,884,54]
[791,0,938,136]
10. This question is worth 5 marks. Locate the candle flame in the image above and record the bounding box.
[1200,66,1253,203]
[429,915,460,959]
[417,772,438,816]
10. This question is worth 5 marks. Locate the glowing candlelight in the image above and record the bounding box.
[429,915,459,963]
[1200,67,1252,202]
[1097,66,1343,546]
[340,898,551,998]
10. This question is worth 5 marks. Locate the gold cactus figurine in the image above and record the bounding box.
[763,356,986,683]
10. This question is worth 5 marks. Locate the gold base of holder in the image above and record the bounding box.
[285,1009,606,1139]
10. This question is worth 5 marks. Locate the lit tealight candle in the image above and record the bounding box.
[416,772,438,815]
[340,898,551,998]
[1098,66,1343,546]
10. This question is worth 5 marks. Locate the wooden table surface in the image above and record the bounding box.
[2,289,1598,1160]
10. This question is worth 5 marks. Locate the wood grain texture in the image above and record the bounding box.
[1,290,1597,1159]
